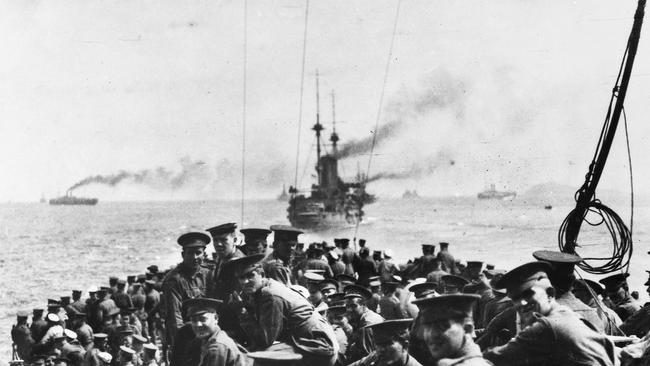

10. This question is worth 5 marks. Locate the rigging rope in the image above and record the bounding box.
[240,0,248,227]
[353,0,402,241]
[558,35,636,275]
[293,0,310,200]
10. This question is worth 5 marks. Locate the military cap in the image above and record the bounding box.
[46,313,60,322]
[143,343,157,352]
[466,261,484,270]
[409,282,438,299]
[324,241,336,249]
[126,275,136,283]
[421,244,435,249]
[344,284,372,300]
[97,352,112,363]
[599,273,630,290]
[413,294,480,323]
[16,310,29,319]
[439,242,449,248]
[494,261,552,298]
[327,292,346,304]
[328,304,347,315]
[53,357,70,364]
[147,265,159,273]
[227,253,266,273]
[372,250,382,256]
[369,279,382,288]
[121,307,136,315]
[64,329,77,340]
[144,279,156,286]
[319,279,338,292]
[441,275,470,293]
[117,326,134,335]
[241,228,272,241]
[304,272,325,283]
[270,225,303,242]
[117,279,126,286]
[132,334,147,343]
[339,238,350,244]
[358,239,366,245]
[384,249,394,258]
[119,345,136,355]
[53,334,67,341]
[206,223,237,237]
[246,351,303,365]
[486,264,495,270]
[336,274,356,285]
[47,299,61,305]
[574,279,604,296]
[532,250,582,268]
[93,333,108,340]
[33,308,44,315]
[136,274,146,283]
[296,242,305,249]
[72,289,82,296]
[183,298,223,317]
[100,286,111,292]
[177,232,211,248]
[109,276,118,284]
[60,295,71,302]
[328,251,339,260]
[369,275,380,282]
[107,307,121,317]
[365,318,413,344]
[70,311,87,318]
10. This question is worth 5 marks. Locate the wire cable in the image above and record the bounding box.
[240,0,248,227]
[293,0,310,196]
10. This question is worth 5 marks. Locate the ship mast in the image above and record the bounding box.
[330,90,339,155]
[313,70,324,185]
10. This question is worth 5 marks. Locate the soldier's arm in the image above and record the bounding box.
[162,281,184,341]
[205,343,246,366]
[239,293,284,350]
[483,318,554,365]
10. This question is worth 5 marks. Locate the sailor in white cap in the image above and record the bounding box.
[39,313,64,345]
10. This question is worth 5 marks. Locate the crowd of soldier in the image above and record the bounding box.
[11,222,650,366]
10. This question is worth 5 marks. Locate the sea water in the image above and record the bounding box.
[1,198,648,364]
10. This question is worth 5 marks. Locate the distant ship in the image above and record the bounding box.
[49,190,98,205]
[277,184,289,201]
[287,84,374,230]
[477,184,516,200]
[402,190,420,199]
[39,194,46,203]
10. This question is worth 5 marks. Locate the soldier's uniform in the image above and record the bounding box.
[263,225,303,285]
[240,228,272,256]
[206,223,245,300]
[437,242,457,275]
[231,255,339,366]
[340,239,356,276]
[162,232,212,342]
[348,319,422,366]
[67,290,87,314]
[344,288,384,363]
[113,280,134,310]
[30,309,48,343]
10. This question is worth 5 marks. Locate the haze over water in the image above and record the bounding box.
[1,197,648,364]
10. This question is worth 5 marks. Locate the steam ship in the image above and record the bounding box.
[287,86,374,230]
[477,184,516,200]
[49,190,98,205]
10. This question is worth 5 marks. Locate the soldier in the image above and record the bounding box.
[340,239,356,276]
[69,312,93,351]
[162,231,211,344]
[109,277,119,295]
[54,330,84,365]
[263,225,303,285]
[126,276,137,295]
[483,261,618,365]
[349,319,421,366]
[344,285,384,363]
[142,343,158,366]
[413,294,489,365]
[31,309,48,344]
[118,346,136,366]
[302,244,334,279]
[130,284,146,313]
[379,276,408,320]
[324,304,349,364]
[206,222,245,300]
[12,310,34,361]
[143,280,160,343]
[240,228,272,256]
[378,249,399,283]
[327,250,346,278]
[181,298,245,366]
[441,275,469,294]
[532,250,606,333]
[354,248,378,287]
[96,290,118,329]
[113,280,134,311]
[304,272,329,312]
[231,254,339,366]
[320,278,339,302]
[619,270,650,337]
[39,313,64,346]
[573,279,623,335]
[66,291,86,315]
[599,272,640,322]
[82,333,109,366]
[437,242,457,275]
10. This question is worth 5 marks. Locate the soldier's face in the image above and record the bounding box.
[238,266,264,295]
[421,318,466,360]
[182,247,205,267]
[345,298,364,321]
[213,233,237,257]
[376,339,406,365]
[190,312,219,338]
[513,284,553,317]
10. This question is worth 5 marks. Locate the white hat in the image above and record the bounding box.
[46,313,60,322]
[329,251,339,260]
[64,329,77,339]
[97,352,112,363]
[384,249,394,258]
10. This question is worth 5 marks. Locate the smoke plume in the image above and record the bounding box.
[334,120,400,159]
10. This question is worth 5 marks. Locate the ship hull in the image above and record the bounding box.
[288,210,360,230]
[49,197,98,205]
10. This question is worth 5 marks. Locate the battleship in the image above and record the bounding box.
[477,184,516,200]
[287,88,374,230]
[402,189,420,199]
[49,189,98,205]
[277,184,289,201]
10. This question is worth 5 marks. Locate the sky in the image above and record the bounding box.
[1,0,650,202]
